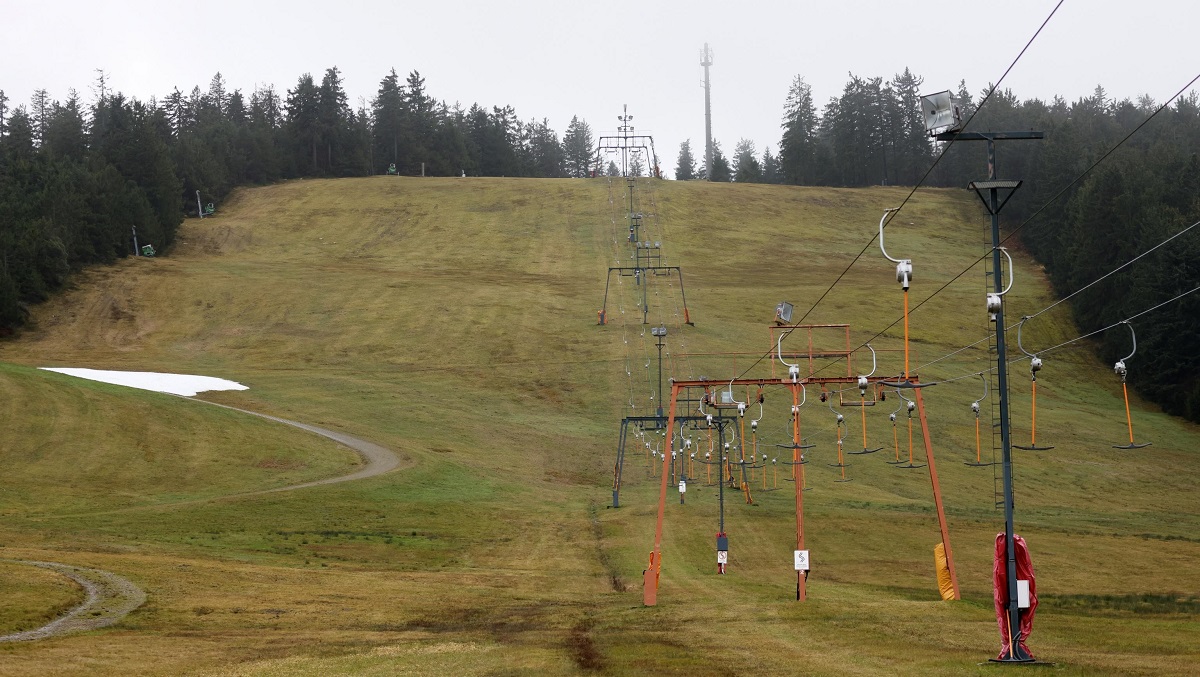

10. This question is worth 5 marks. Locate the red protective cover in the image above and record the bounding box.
[993,533,1037,659]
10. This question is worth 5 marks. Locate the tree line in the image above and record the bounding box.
[677,70,1200,422]
[3,64,1196,421]
[0,68,599,329]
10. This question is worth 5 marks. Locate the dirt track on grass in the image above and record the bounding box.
[196,400,405,493]
[0,561,146,642]
[1,403,404,642]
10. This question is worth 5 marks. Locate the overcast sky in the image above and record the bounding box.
[4,1,1198,177]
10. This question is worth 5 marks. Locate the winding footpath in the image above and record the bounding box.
[0,561,145,643]
[1,401,403,642]
[196,400,405,493]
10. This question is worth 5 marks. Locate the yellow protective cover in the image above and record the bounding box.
[934,543,955,601]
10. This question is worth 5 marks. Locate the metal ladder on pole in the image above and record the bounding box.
[985,248,1007,510]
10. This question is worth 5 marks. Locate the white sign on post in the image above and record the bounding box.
[717,550,728,565]
[1016,579,1031,609]
[794,549,810,571]
[679,481,686,493]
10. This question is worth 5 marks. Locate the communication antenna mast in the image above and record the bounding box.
[701,43,714,181]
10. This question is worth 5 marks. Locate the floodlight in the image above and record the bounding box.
[775,301,794,325]
[920,90,963,135]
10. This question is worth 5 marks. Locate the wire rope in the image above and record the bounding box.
[728,0,1066,385]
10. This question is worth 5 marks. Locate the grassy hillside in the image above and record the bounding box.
[0,176,1196,675]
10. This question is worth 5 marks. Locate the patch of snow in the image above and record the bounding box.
[40,368,248,397]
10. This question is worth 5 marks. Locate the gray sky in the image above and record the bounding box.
[5,1,1198,177]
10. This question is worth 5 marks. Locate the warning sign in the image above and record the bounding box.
[794,549,810,571]
[717,550,728,565]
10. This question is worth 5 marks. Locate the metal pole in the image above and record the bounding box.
[987,138,1028,660]
[717,421,725,533]
[132,225,139,256]
[643,383,680,606]
[701,44,713,181]
[939,128,1041,661]
[654,326,667,419]
[643,272,649,325]
[793,383,806,601]
[613,419,629,508]
[196,189,203,219]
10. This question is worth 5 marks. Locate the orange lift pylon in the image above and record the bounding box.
[641,365,961,605]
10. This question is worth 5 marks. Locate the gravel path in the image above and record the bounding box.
[193,400,405,492]
[3,402,404,642]
[0,561,146,642]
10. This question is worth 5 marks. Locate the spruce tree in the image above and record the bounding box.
[708,141,731,182]
[779,75,819,184]
[371,68,405,172]
[675,140,696,180]
[562,116,594,178]
[285,73,321,174]
[732,138,762,182]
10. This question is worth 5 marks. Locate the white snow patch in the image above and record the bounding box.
[40,368,248,397]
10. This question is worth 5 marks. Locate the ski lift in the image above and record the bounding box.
[1012,316,1054,451]
[966,374,994,466]
[885,393,906,465]
[827,391,851,482]
[986,247,1015,323]
[777,331,801,383]
[727,384,754,504]
[877,208,925,388]
[893,388,925,469]
[750,400,763,484]
[1112,321,1151,449]
[848,345,884,455]
[777,384,813,491]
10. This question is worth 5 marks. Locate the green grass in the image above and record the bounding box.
[0,561,85,635]
[0,176,1196,675]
